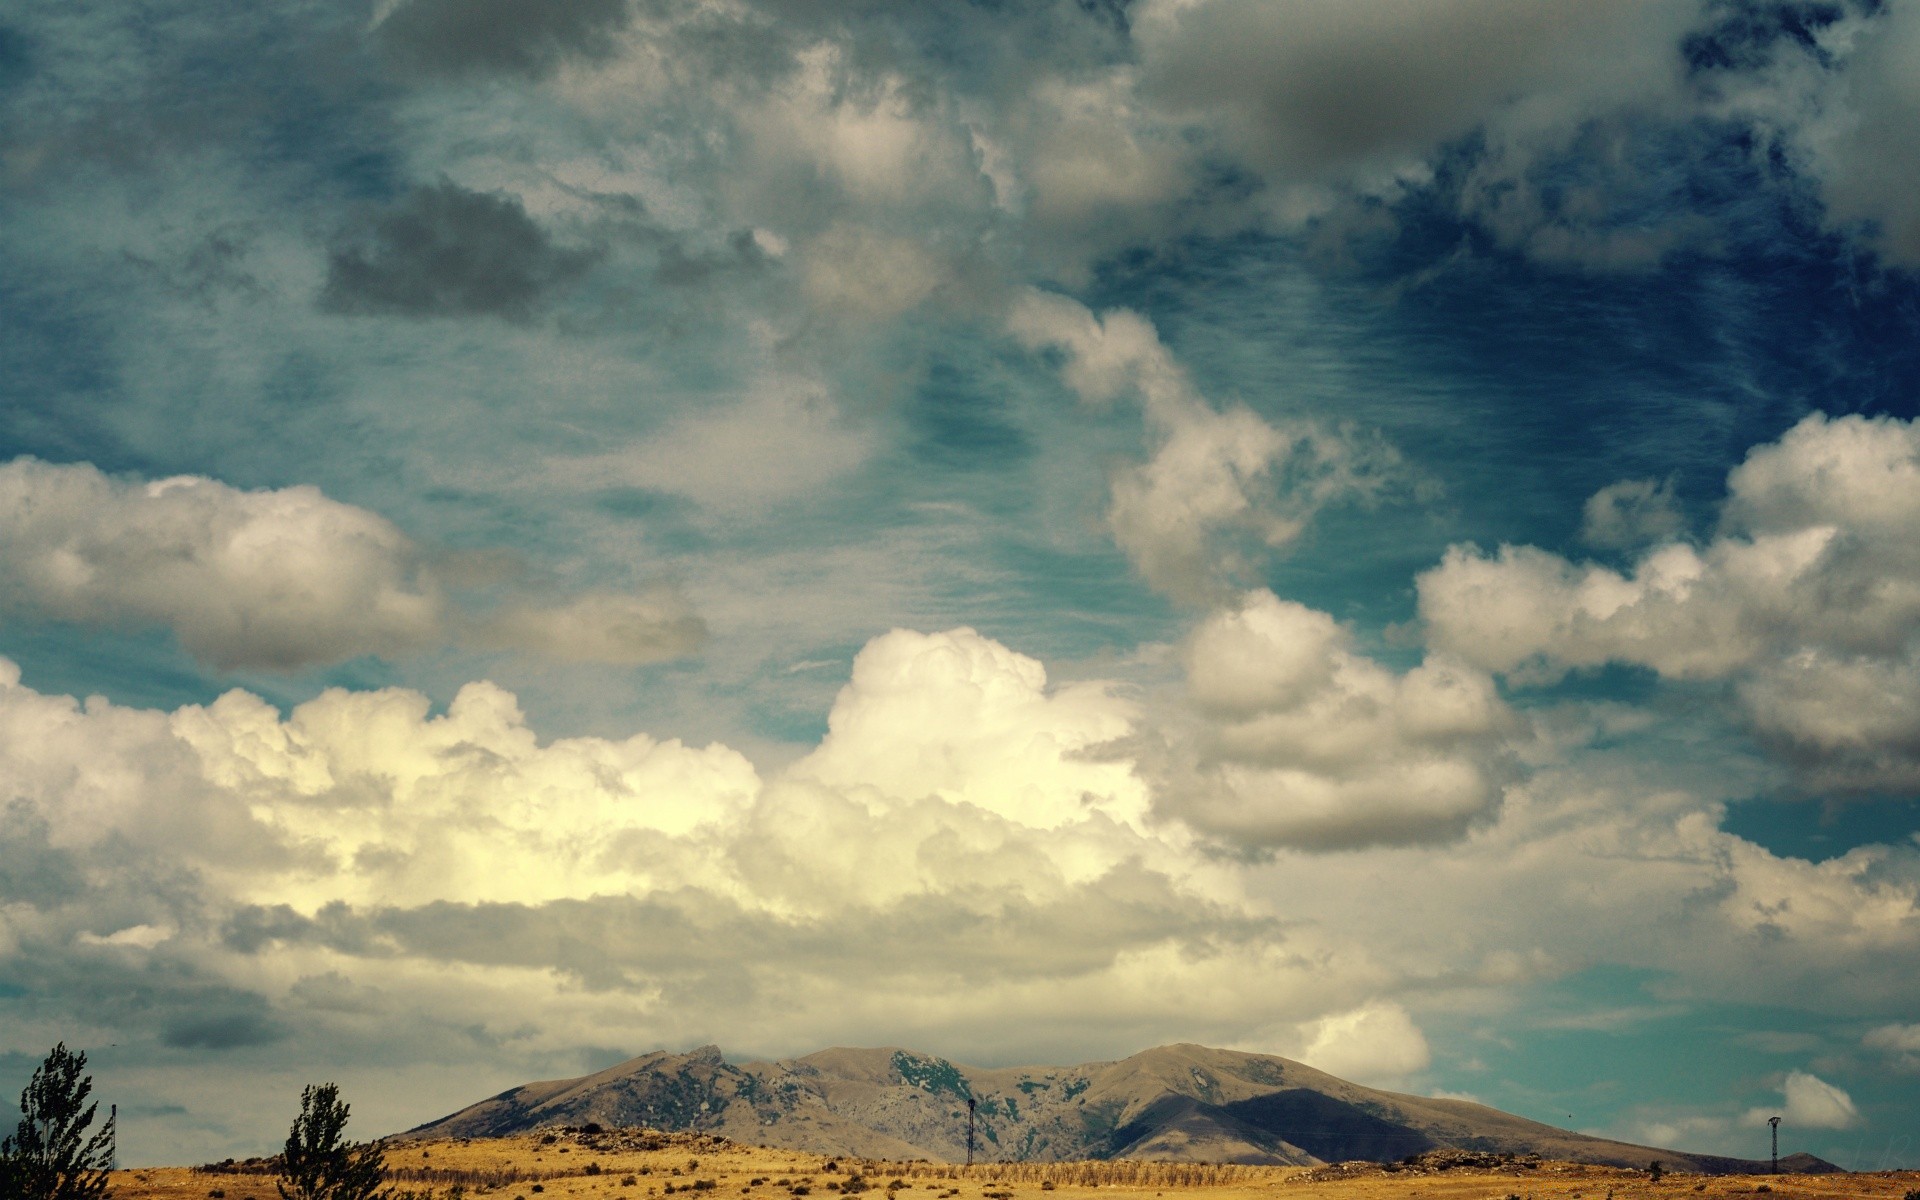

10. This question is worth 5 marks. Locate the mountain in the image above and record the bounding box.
[405,1043,1828,1174]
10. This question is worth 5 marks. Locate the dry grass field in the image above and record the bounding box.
[106,1129,1920,1200]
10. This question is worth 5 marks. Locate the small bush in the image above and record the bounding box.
[694,1181,718,1192]
[210,1190,227,1198]
[622,1178,638,1188]
[1041,1186,1055,1193]
[1755,1187,1771,1194]
[586,1164,603,1176]
[531,1187,544,1194]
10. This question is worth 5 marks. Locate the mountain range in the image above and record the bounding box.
[406,1043,1834,1174]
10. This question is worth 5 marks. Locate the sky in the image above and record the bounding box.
[1,0,1919,1172]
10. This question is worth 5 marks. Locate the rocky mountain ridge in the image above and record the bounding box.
[406,1042,1836,1174]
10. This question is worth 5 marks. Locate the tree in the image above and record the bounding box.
[277,1084,387,1200]
[0,1042,118,1200]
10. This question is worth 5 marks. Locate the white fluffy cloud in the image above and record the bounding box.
[1420,413,1920,787]
[792,627,1149,833]
[0,458,705,670]
[1151,590,1512,851]
[1744,1070,1859,1131]
[1008,290,1395,603]
[0,458,444,669]
[1293,1000,1432,1087]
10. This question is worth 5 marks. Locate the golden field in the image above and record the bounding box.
[104,1129,1920,1200]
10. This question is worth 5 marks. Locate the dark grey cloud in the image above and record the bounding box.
[162,1006,286,1051]
[376,0,631,80]
[321,181,600,321]
[221,863,1280,993]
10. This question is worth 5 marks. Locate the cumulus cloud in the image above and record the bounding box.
[1293,1000,1431,1087]
[1744,1070,1859,1130]
[1008,290,1397,603]
[0,458,444,669]
[0,458,703,670]
[2,616,1918,1161]
[1149,590,1512,851]
[1420,413,1920,788]
[791,626,1148,832]
[322,181,601,322]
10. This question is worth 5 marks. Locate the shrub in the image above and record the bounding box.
[622,1178,638,1188]
[586,1164,603,1176]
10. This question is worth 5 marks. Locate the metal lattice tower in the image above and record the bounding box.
[1768,1116,1781,1174]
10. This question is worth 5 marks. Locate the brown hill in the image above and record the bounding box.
[405,1042,1834,1174]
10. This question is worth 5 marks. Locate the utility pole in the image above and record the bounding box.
[1768,1116,1781,1174]
[966,1098,976,1169]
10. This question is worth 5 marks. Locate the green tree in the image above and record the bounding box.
[0,1042,117,1200]
[276,1085,387,1200]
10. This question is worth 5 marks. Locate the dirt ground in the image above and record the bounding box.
[107,1129,1920,1200]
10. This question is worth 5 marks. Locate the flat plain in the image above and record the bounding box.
[104,1128,1920,1200]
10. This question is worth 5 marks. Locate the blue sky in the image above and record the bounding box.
[1,0,1918,1171]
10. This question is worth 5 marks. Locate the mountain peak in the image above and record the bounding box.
[406,1042,1825,1176]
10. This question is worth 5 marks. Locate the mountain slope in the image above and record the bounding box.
[405,1043,1818,1174]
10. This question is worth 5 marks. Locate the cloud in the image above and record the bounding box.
[1792,2,1920,262]
[1294,1000,1431,1087]
[1581,477,1684,551]
[321,181,601,322]
[799,224,946,321]
[1008,290,1398,603]
[0,458,703,670]
[1148,589,1513,851]
[477,589,708,665]
[790,626,1148,832]
[1,617,1918,1161]
[0,458,444,669]
[1134,0,1697,178]
[1863,1021,1920,1071]
[1744,1070,1859,1130]
[1420,413,1920,788]
[556,383,877,515]
[375,0,632,81]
